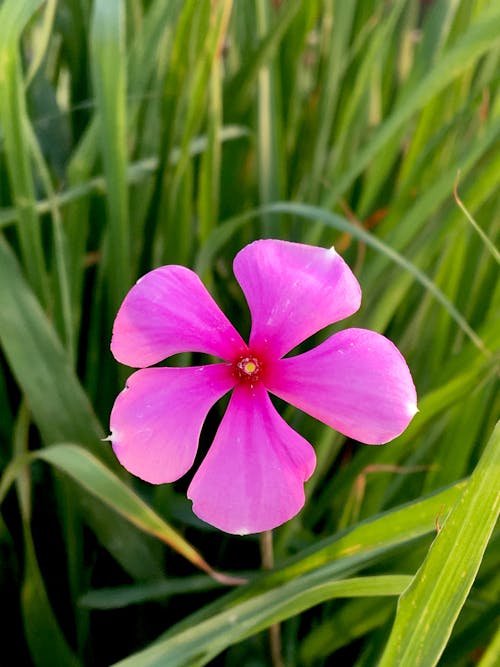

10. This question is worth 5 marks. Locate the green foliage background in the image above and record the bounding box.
[0,1,499,665]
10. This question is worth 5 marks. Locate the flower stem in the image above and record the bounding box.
[260,530,285,667]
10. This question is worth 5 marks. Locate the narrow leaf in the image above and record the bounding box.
[379,421,500,667]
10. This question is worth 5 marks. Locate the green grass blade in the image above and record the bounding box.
[198,51,223,242]
[36,444,243,585]
[0,0,49,304]
[0,127,249,230]
[478,624,500,667]
[0,236,103,449]
[90,0,131,310]
[113,576,410,667]
[0,443,243,586]
[22,524,81,667]
[322,3,500,208]
[255,0,285,235]
[13,401,80,667]
[27,123,75,359]
[195,201,488,354]
[307,0,356,201]
[454,176,500,265]
[79,575,228,610]
[107,481,465,665]
[0,237,167,579]
[25,0,58,87]
[378,421,500,667]
[225,0,303,112]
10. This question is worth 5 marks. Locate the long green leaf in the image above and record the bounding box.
[116,576,410,667]
[0,0,49,303]
[0,443,243,586]
[195,201,488,354]
[111,480,467,666]
[379,421,500,667]
[21,524,80,667]
[90,0,131,310]
[0,238,204,579]
[0,236,103,449]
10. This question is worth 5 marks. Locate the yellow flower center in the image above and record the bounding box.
[234,354,262,383]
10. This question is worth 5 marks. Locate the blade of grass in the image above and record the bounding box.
[322,3,500,209]
[0,236,195,580]
[195,201,488,354]
[27,123,75,360]
[79,575,230,610]
[307,0,356,201]
[477,624,500,667]
[255,0,285,236]
[25,0,58,88]
[13,402,80,667]
[113,576,411,667]
[0,126,249,230]
[123,480,466,653]
[378,421,500,667]
[300,597,395,664]
[110,475,470,666]
[454,173,500,265]
[198,44,223,243]
[21,523,81,667]
[0,443,246,586]
[0,0,49,304]
[158,0,233,265]
[224,0,303,113]
[0,235,103,449]
[90,0,131,310]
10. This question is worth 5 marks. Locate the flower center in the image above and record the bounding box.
[234,354,262,383]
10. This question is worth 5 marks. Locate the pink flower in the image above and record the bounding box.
[109,240,417,535]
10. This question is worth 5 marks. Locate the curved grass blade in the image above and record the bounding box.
[13,401,80,667]
[0,444,244,586]
[454,174,500,265]
[478,623,500,667]
[0,238,202,579]
[79,575,232,610]
[22,523,80,667]
[25,0,58,87]
[195,201,488,354]
[113,576,411,667]
[378,421,500,667]
[106,481,466,666]
[0,236,103,450]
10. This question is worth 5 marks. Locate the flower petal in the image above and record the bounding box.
[187,383,316,535]
[110,364,235,483]
[266,328,417,444]
[111,265,247,367]
[233,239,361,359]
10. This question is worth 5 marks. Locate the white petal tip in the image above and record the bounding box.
[235,527,250,536]
[408,403,419,417]
[101,434,113,442]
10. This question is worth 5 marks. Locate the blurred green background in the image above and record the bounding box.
[0,1,499,665]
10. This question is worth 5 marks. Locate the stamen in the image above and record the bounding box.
[235,354,262,382]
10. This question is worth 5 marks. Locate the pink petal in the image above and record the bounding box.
[109,364,235,483]
[266,328,418,444]
[233,239,361,359]
[111,265,247,367]
[187,383,316,535]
